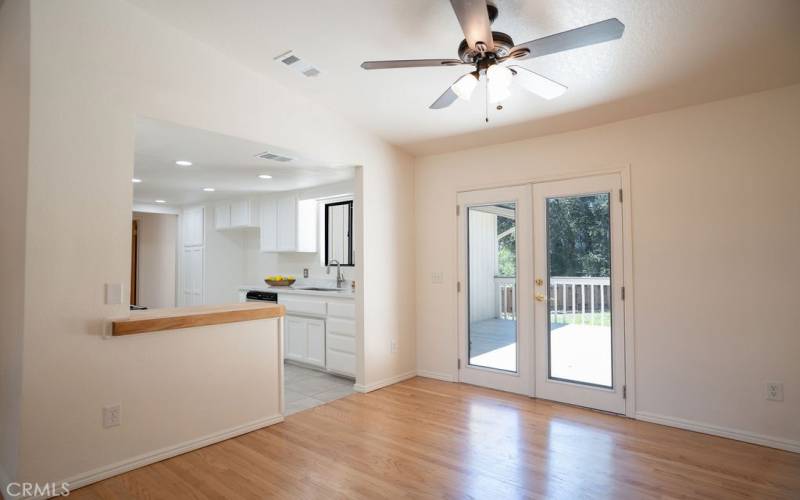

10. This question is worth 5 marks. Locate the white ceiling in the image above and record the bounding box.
[133,118,354,206]
[128,0,800,155]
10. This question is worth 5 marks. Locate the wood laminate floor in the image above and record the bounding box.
[70,377,800,499]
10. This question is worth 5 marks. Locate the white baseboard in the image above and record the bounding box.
[415,370,456,382]
[24,414,283,499]
[354,370,416,393]
[635,411,800,454]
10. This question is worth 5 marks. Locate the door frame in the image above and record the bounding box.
[454,166,636,417]
[456,185,534,396]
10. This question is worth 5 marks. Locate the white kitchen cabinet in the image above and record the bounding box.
[182,206,204,247]
[276,195,296,250]
[259,195,316,252]
[259,198,278,252]
[284,314,325,368]
[181,207,204,306]
[214,204,231,230]
[285,316,307,361]
[182,246,204,306]
[215,199,258,230]
[231,199,258,227]
[325,316,356,377]
[306,320,325,366]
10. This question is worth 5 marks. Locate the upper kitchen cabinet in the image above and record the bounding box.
[215,199,258,230]
[182,206,204,247]
[259,194,316,252]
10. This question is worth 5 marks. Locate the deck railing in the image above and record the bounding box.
[495,277,516,320]
[550,276,611,325]
[494,276,611,323]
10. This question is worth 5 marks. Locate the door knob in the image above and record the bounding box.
[535,293,545,302]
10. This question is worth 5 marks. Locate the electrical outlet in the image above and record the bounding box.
[103,404,121,428]
[766,382,784,401]
[390,339,398,353]
[431,272,444,284]
[303,268,309,278]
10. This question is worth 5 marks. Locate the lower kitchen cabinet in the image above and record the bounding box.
[325,317,356,377]
[285,315,325,367]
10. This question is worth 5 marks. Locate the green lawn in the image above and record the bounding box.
[550,311,611,327]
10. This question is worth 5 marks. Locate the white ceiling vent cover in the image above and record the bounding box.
[255,151,293,162]
[273,50,321,78]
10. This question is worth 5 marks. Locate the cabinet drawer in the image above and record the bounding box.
[326,318,355,337]
[278,296,327,316]
[327,301,355,319]
[326,349,355,377]
[327,331,355,354]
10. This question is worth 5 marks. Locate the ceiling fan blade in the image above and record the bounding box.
[509,65,567,100]
[361,59,465,70]
[512,18,625,60]
[429,85,459,110]
[450,0,495,51]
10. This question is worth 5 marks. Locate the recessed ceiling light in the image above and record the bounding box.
[132,178,142,183]
[175,160,192,166]
[203,187,215,192]
[258,174,272,179]
[155,199,167,204]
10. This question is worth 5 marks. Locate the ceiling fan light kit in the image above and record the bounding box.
[360,0,625,114]
[452,72,479,100]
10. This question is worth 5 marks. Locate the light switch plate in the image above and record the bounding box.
[105,283,123,305]
[431,272,444,284]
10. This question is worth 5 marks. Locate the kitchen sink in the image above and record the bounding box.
[293,286,346,292]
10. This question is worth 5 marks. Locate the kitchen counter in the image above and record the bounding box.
[240,284,355,299]
[111,302,285,336]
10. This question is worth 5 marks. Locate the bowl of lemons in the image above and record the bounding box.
[264,275,296,287]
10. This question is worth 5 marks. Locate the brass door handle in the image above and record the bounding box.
[535,293,546,302]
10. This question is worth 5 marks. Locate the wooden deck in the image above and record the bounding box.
[69,377,800,499]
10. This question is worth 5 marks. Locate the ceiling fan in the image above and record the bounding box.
[361,0,625,110]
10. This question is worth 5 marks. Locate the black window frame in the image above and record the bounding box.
[324,200,354,267]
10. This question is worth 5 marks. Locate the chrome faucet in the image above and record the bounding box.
[327,260,345,288]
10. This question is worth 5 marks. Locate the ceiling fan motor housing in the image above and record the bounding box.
[458,31,515,63]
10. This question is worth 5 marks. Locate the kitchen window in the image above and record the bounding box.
[324,199,354,266]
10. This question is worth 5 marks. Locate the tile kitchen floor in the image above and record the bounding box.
[284,362,356,415]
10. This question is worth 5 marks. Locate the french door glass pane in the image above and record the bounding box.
[547,193,612,387]
[468,203,517,372]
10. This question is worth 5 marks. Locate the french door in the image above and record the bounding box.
[533,174,625,413]
[457,186,533,396]
[458,174,626,413]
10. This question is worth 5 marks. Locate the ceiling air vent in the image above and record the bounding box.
[255,151,293,162]
[273,50,321,78]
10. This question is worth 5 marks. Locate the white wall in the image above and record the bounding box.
[0,0,30,487]
[132,212,177,308]
[358,161,417,390]
[16,0,414,487]
[415,84,800,447]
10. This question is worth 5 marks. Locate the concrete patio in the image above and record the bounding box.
[469,318,611,386]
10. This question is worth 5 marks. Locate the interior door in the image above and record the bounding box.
[457,185,533,395]
[533,174,625,413]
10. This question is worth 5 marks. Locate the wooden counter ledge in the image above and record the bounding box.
[111,303,285,336]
